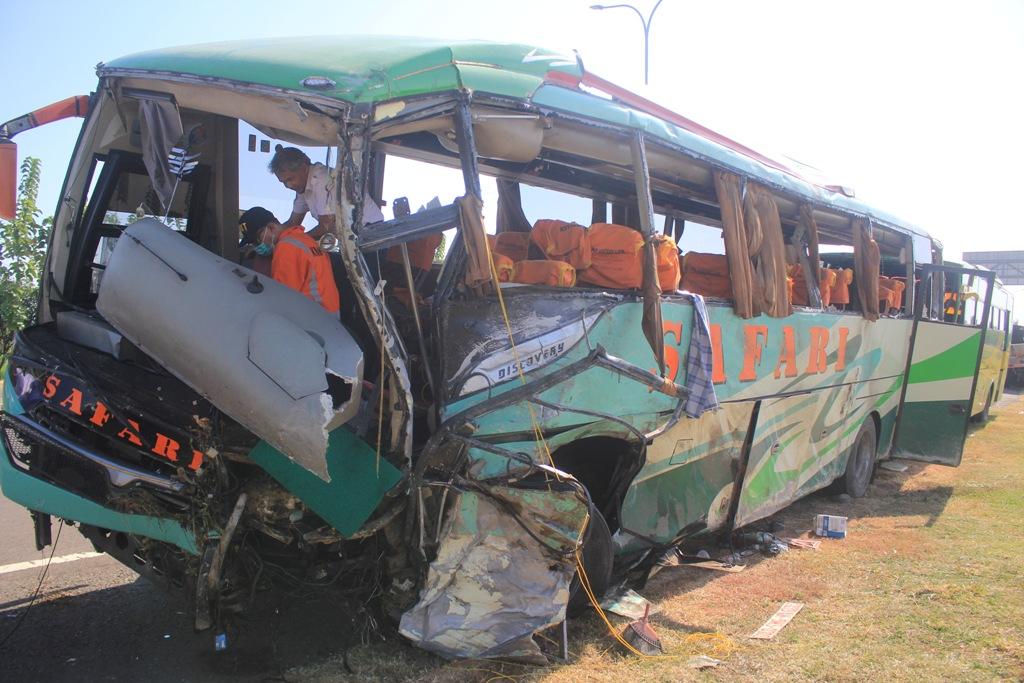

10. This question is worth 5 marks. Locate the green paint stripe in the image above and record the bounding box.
[908,333,981,384]
[874,375,903,408]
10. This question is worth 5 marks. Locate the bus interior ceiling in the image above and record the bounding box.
[374,98,920,258]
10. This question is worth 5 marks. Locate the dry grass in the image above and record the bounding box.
[287,393,1024,682]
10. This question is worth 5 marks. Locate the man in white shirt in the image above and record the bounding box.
[269,145,385,239]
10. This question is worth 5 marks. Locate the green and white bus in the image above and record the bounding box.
[0,37,1005,660]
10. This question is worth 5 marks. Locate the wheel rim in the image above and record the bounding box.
[853,432,873,484]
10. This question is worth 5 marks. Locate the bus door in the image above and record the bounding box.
[894,264,995,465]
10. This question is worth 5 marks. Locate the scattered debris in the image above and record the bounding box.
[749,601,804,640]
[814,514,847,538]
[621,605,663,655]
[784,537,822,551]
[737,530,789,555]
[657,548,747,572]
[687,654,723,669]
[879,460,909,473]
[601,588,655,620]
[689,559,747,573]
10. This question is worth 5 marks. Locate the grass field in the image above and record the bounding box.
[290,391,1024,682]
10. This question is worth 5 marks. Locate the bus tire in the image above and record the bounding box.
[567,505,614,616]
[972,386,993,424]
[839,418,877,498]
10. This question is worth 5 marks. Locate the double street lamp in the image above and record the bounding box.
[590,0,665,85]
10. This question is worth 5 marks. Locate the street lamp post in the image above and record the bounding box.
[591,0,665,85]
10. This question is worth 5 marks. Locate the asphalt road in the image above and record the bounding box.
[0,495,374,682]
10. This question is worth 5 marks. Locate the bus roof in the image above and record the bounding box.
[102,36,576,103]
[100,36,935,245]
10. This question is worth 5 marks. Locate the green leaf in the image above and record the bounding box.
[0,157,52,361]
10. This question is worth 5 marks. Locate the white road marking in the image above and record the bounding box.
[0,552,104,575]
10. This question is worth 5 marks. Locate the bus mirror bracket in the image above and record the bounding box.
[0,94,91,220]
[0,138,16,221]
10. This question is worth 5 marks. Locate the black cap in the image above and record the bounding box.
[238,207,278,246]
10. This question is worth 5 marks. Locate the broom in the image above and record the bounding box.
[621,603,663,655]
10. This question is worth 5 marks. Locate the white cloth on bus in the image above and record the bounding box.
[291,162,385,224]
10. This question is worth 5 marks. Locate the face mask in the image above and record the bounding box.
[253,243,273,257]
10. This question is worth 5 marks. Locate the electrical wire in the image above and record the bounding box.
[0,519,64,650]
[483,230,687,662]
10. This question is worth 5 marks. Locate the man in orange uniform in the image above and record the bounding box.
[244,206,341,314]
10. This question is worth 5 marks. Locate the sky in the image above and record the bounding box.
[2,0,1022,303]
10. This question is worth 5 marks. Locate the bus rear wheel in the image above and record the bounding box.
[972,385,993,424]
[838,419,877,498]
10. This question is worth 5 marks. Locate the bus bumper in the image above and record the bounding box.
[1,371,198,554]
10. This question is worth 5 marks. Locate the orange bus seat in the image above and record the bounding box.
[878,276,895,313]
[655,234,681,292]
[820,268,838,307]
[788,264,806,306]
[531,219,592,270]
[512,260,576,287]
[493,231,532,262]
[493,252,514,282]
[790,265,837,307]
[832,268,853,305]
[579,223,644,289]
[386,232,442,272]
[887,278,906,311]
[680,252,732,299]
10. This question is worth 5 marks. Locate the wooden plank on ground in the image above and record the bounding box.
[749,601,804,639]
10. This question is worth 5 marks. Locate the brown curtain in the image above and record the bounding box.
[459,194,493,294]
[743,183,790,318]
[853,218,880,321]
[495,179,532,233]
[799,204,821,285]
[713,171,756,319]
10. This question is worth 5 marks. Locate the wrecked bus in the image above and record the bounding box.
[0,37,1000,660]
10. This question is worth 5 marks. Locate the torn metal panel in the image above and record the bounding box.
[452,312,603,397]
[248,312,329,399]
[247,428,403,538]
[399,484,588,660]
[441,289,621,379]
[96,219,363,482]
[616,403,753,550]
[334,126,415,465]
